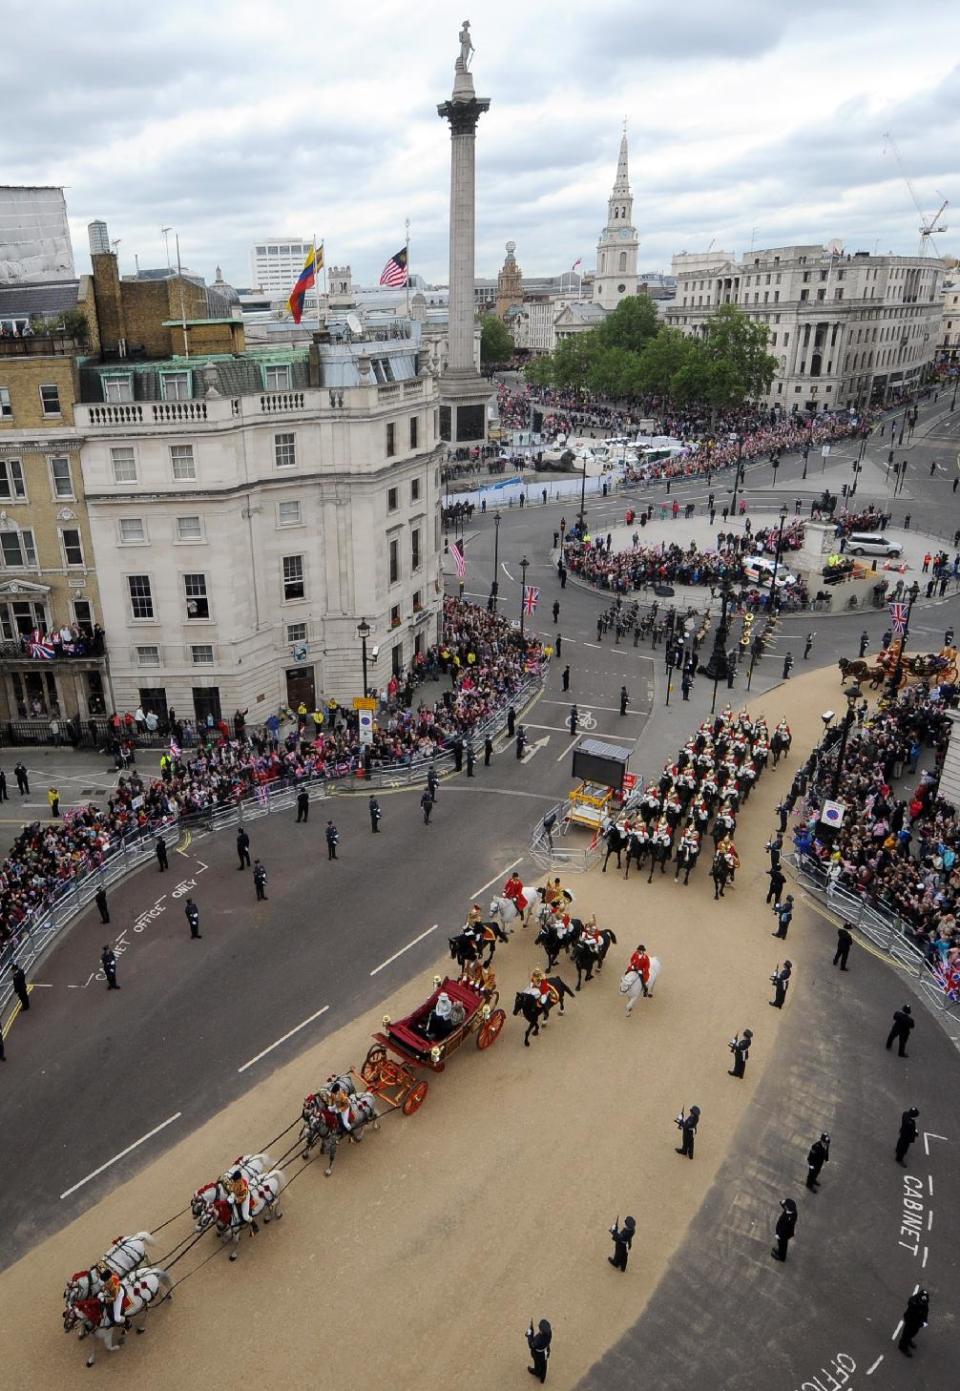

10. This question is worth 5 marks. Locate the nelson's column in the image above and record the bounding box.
[437,20,492,447]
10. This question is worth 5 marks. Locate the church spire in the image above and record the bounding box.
[613,128,630,196]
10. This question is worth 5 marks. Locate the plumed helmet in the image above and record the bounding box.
[781,1198,797,1213]
[690,1105,700,1116]
[230,1170,242,1181]
[623,1216,636,1230]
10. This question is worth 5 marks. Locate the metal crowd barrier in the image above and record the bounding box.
[529,799,603,874]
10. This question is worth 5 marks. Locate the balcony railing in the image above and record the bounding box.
[0,334,81,357]
[0,634,105,662]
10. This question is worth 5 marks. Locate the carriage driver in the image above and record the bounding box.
[228,1169,258,1233]
[98,1269,125,1327]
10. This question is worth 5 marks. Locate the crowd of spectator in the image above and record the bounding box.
[794,682,960,997]
[0,600,545,951]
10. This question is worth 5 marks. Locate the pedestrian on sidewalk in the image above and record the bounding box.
[771,1198,797,1262]
[101,945,120,990]
[155,836,168,872]
[296,788,310,823]
[48,785,60,818]
[237,828,251,869]
[369,796,382,832]
[885,1004,914,1057]
[421,790,433,824]
[95,886,110,923]
[728,1029,752,1077]
[675,1105,700,1158]
[11,964,29,1011]
[562,665,570,692]
[769,960,792,1008]
[185,898,201,938]
[895,1107,919,1166]
[525,1319,552,1383]
[253,860,268,900]
[806,1133,830,1191]
[607,1215,636,1271]
[833,923,853,969]
[325,820,339,859]
[897,1289,929,1358]
[772,895,793,939]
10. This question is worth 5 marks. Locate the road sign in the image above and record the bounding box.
[358,709,374,745]
[353,697,376,710]
[820,799,845,828]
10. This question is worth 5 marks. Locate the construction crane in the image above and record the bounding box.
[882,131,948,256]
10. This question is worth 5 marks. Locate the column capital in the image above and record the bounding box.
[437,97,490,135]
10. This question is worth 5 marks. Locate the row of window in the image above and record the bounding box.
[0,455,76,502]
[0,526,84,568]
[0,383,61,418]
[136,643,217,667]
[99,363,296,405]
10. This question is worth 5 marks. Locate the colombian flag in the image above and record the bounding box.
[287,243,323,324]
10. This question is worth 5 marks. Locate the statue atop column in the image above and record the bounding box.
[457,20,474,72]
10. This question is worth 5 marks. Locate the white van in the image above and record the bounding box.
[846,532,903,558]
[743,555,797,588]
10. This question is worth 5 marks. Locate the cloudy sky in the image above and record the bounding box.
[3,0,959,292]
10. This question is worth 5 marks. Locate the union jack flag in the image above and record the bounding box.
[169,739,181,759]
[28,641,55,659]
[889,601,908,635]
[523,585,540,614]
[450,541,466,578]
[256,784,269,807]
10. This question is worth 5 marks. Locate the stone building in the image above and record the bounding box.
[667,244,945,410]
[494,241,523,320]
[593,132,639,309]
[936,278,960,362]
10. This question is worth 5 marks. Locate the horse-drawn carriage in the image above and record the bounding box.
[370,974,506,1077]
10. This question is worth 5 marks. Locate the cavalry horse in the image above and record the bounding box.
[512,977,576,1045]
[571,929,618,990]
[189,1152,272,1226]
[711,850,735,899]
[64,1231,155,1304]
[63,1266,173,1367]
[301,1080,380,1176]
[673,838,700,885]
[647,835,672,883]
[200,1169,287,1260]
[448,918,508,969]
[534,915,580,970]
[619,957,662,1015]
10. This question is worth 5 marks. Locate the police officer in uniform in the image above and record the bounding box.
[569,706,578,735]
[766,864,786,903]
[466,741,476,777]
[608,1215,636,1271]
[525,1318,552,1383]
[185,898,201,939]
[420,789,433,824]
[833,923,853,969]
[11,964,29,1011]
[771,1198,797,1262]
[369,796,382,832]
[253,860,268,900]
[236,828,251,870]
[728,1028,752,1077]
[770,960,792,1008]
[516,725,526,759]
[898,1288,929,1357]
[484,735,493,767]
[562,665,570,692]
[155,835,169,872]
[620,686,629,716]
[772,895,793,938]
[806,1133,830,1190]
[325,820,339,860]
[507,706,516,739]
[885,1003,914,1057]
[858,630,869,658]
[101,945,120,990]
[675,1105,700,1158]
[427,766,439,802]
[895,1107,919,1166]
[296,788,310,823]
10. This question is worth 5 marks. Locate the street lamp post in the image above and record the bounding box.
[578,454,588,533]
[700,578,733,714]
[829,683,862,801]
[519,554,529,640]
[767,504,789,615]
[357,617,371,698]
[664,648,674,706]
[886,592,916,699]
[490,509,501,611]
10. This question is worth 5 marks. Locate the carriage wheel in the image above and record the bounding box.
[402,1081,429,1115]
[361,1044,387,1083]
[477,1009,506,1049]
[946,665,958,684]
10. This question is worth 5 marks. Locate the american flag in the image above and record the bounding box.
[524,585,540,614]
[379,246,408,287]
[450,540,466,578]
[889,600,908,635]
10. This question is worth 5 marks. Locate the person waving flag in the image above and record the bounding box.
[379,246,409,287]
[287,243,322,324]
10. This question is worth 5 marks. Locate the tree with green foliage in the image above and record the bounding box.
[696,303,777,409]
[596,295,660,354]
[524,356,553,388]
[480,314,515,368]
[635,327,697,396]
[551,331,602,389]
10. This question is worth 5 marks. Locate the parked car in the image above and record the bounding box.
[845,532,903,558]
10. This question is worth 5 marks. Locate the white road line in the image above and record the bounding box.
[541,700,630,713]
[922,1244,929,1269]
[583,642,602,649]
[927,1209,933,1231]
[237,1005,330,1072]
[890,1321,903,1342]
[27,981,53,987]
[866,1355,884,1376]
[557,737,580,762]
[471,857,524,900]
[922,1131,949,1155]
[369,927,438,978]
[60,1112,182,1199]
[928,1175,934,1197]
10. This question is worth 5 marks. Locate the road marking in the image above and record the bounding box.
[60,1112,183,1199]
[471,856,523,900]
[583,642,602,649]
[922,1131,949,1156]
[237,1004,330,1071]
[176,831,192,856]
[866,1356,883,1375]
[369,927,438,978]
[922,1244,929,1269]
[27,981,52,987]
[928,1175,934,1197]
[524,720,632,739]
[927,1209,933,1231]
[521,735,551,763]
[541,700,633,713]
[557,736,580,762]
[890,1321,903,1342]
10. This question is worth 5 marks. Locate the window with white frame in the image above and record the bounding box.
[0,387,11,418]
[39,383,61,415]
[103,376,133,403]
[191,644,214,665]
[275,432,296,468]
[183,573,210,619]
[118,517,147,544]
[411,477,421,503]
[411,526,421,571]
[137,645,161,666]
[61,528,84,566]
[277,499,302,527]
[170,444,196,480]
[128,575,154,619]
[176,515,203,542]
[111,447,138,483]
[265,364,291,390]
[282,554,305,600]
[49,456,73,499]
[0,459,26,500]
[162,372,190,400]
[286,622,307,643]
[0,529,37,567]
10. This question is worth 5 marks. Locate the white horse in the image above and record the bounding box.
[64,1230,155,1304]
[63,1265,173,1367]
[200,1168,287,1260]
[301,1090,381,1176]
[619,958,662,1016]
[190,1152,272,1224]
[489,885,573,929]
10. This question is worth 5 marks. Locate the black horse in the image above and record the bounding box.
[534,917,581,970]
[674,839,700,885]
[771,727,792,767]
[448,920,507,969]
[623,832,649,879]
[647,838,672,883]
[711,852,732,900]
[571,930,618,990]
[512,976,576,1044]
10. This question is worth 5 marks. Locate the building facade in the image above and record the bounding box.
[593,133,639,309]
[0,186,75,284]
[75,326,443,723]
[937,279,960,362]
[667,245,945,410]
[250,238,313,295]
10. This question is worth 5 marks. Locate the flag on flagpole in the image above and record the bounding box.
[524,585,540,614]
[889,600,908,635]
[379,246,409,287]
[571,258,582,271]
[287,244,322,324]
[450,540,466,578]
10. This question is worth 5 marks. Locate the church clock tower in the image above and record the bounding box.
[593,130,639,307]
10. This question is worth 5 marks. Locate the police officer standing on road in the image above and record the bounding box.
[369,796,382,832]
[552,599,560,623]
[607,1215,636,1271]
[728,1028,752,1077]
[420,789,433,824]
[516,725,526,759]
[675,1105,700,1158]
[484,735,493,767]
[859,630,869,658]
[11,964,29,1011]
[770,960,792,1008]
[555,633,562,658]
[155,835,168,872]
[772,895,793,939]
[185,898,201,939]
[569,705,579,736]
[101,945,120,990]
[766,864,786,904]
[833,922,853,970]
[620,685,630,716]
[325,820,339,860]
[562,665,570,692]
[806,1133,830,1190]
[525,1319,552,1383]
[782,653,793,680]
[898,1288,929,1358]
[0,768,6,802]
[427,766,439,803]
[296,787,310,823]
[14,761,29,795]
[766,834,783,870]
[895,1107,919,1165]
[771,1198,797,1262]
[885,1003,914,1057]
[466,741,476,777]
[804,632,815,660]
[95,885,110,923]
[507,706,516,739]
[253,860,268,900]
[774,801,789,834]
[237,827,251,870]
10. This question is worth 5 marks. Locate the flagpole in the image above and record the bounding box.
[314,234,322,333]
[405,217,411,315]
